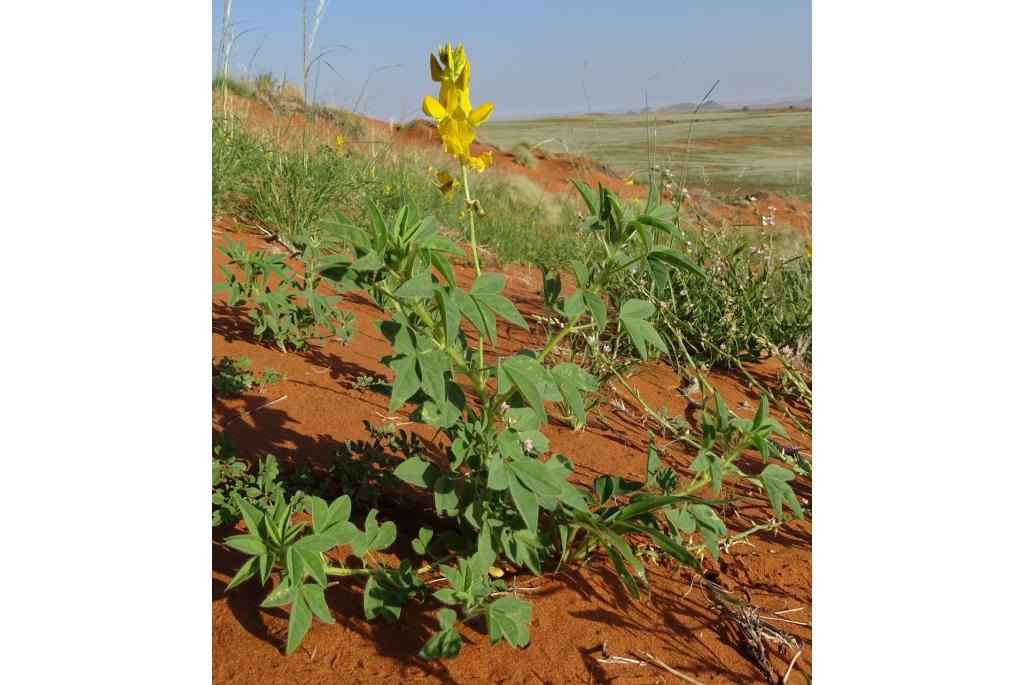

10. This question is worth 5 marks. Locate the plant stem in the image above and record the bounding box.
[461,164,481,277]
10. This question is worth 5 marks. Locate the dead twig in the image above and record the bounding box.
[225,395,287,425]
[782,648,803,684]
[636,651,709,685]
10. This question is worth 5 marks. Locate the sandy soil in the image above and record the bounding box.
[218,95,811,235]
[212,230,812,684]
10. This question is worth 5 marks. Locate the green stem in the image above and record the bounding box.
[461,164,481,277]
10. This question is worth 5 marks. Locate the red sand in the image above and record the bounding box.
[212,230,812,684]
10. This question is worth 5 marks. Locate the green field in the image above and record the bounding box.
[480,109,812,199]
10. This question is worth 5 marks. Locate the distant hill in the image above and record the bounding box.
[642,97,810,113]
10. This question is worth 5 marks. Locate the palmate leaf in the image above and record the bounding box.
[618,299,668,359]
[499,356,550,422]
[486,595,532,648]
[364,575,404,622]
[759,464,804,520]
[691,504,728,562]
[419,609,463,659]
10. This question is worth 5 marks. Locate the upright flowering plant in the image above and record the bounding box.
[220,40,805,662]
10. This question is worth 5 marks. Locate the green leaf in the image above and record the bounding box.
[236,499,263,535]
[475,293,529,329]
[509,459,562,497]
[325,496,352,529]
[393,457,440,488]
[301,583,335,624]
[294,534,337,554]
[364,575,403,622]
[665,506,696,534]
[581,291,607,332]
[647,247,705,279]
[760,464,804,520]
[394,272,437,298]
[646,435,661,484]
[470,272,505,295]
[562,290,586,319]
[417,349,450,404]
[508,476,539,534]
[692,504,728,562]
[568,259,589,289]
[433,476,459,516]
[387,353,419,411]
[363,511,398,551]
[618,299,668,359]
[502,360,547,422]
[225,556,258,590]
[571,179,598,215]
[286,592,313,655]
[435,290,461,346]
[224,535,266,556]
[451,289,491,342]
[486,595,532,647]
[487,458,509,491]
[261,581,296,608]
[349,251,384,271]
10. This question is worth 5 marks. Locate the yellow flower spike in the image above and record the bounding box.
[468,102,493,127]
[456,58,470,90]
[430,53,443,82]
[335,134,345,148]
[422,95,446,119]
[423,42,492,172]
[805,240,812,258]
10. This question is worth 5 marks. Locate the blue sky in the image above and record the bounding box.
[213,0,810,120]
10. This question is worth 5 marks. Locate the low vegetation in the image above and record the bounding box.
[213,42,811,662]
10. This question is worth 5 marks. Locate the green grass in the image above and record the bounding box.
[480,110,811,200]
[212,116,591,267]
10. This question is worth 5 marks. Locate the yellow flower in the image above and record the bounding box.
[335,134,345,148]
[805,240,812,258]
[224,136,232,145]
[626,177,636,186]
[385,184,392,195]
[422,42,494,172]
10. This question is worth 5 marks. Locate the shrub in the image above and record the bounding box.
[511,141,538,168]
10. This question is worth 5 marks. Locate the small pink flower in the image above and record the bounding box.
[602,344,611,353]
[500,402,510,415]
[522,439,534,453]
[658,301,667,309]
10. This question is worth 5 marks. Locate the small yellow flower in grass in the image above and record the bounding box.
[224,136,232,145]
[458,210,467,220]
[805,240,812,258]
[422,42,494,172]
[626,177,636,186]
[266,151,273,160]
[385,184,393,195]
